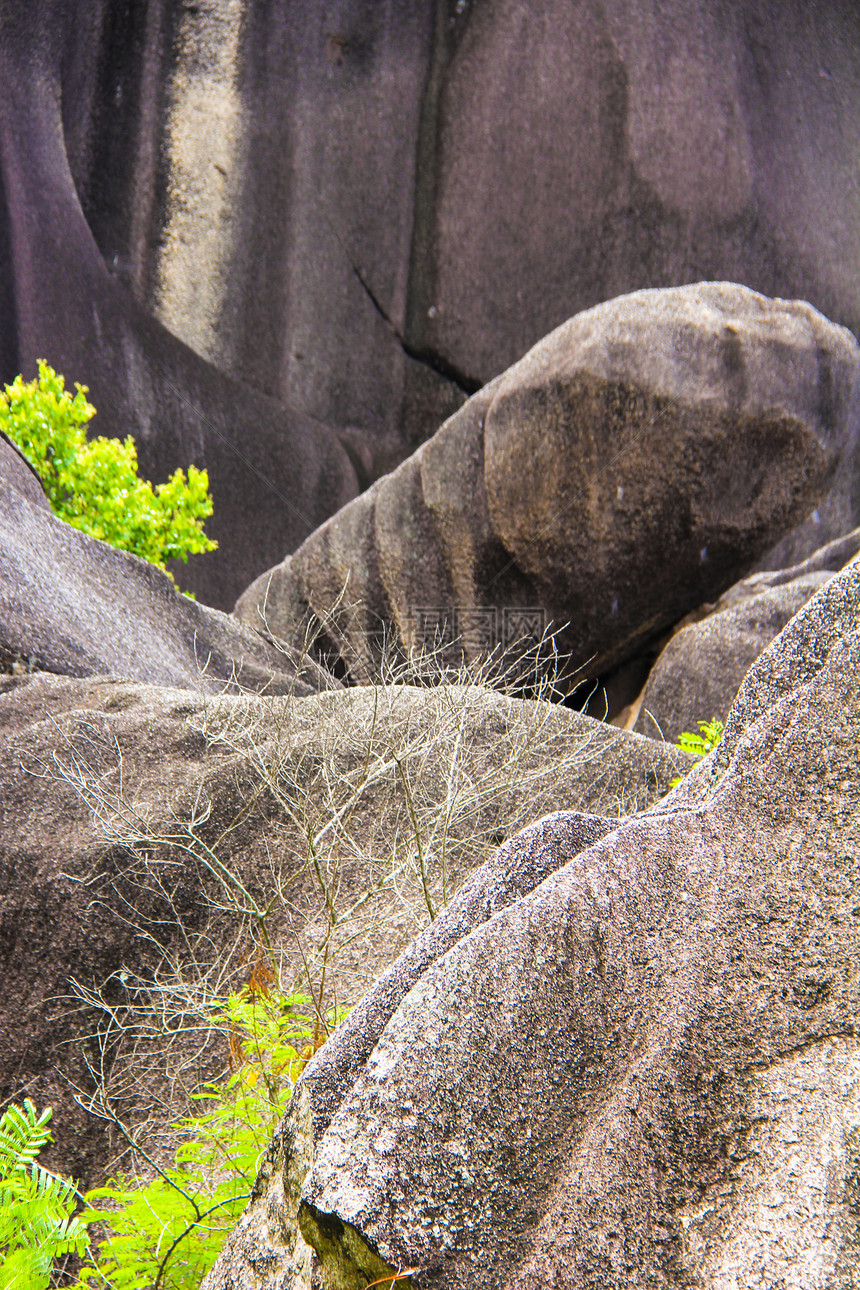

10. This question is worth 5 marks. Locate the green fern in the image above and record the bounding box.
[0,996,346,1289]
[0,1100,53,1172]
[669,718,725,787]
[73,988,345,1290]
[0,1100,89,1289]
[675,718,724,759]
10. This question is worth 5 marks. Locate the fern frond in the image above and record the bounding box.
[0,1101,53,1172]
[0,1244,52,1289]
[0,1165,88,1255]
[0,1102,90,1278]
[669,719,725,787]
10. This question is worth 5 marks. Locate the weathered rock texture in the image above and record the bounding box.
[0,468,331,694]
[0,431,51,510]
[4,1,860,602]
[207,561,860,1289]
[0,3,359,610]
[237,283,857,688]
[633,529,860,741]
[0,670,688,1184]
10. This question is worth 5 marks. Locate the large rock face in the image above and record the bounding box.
[207,560,860,1290]
[236,283,857,687]
[0,670,688,1184]
[3,1,860,601]
[0,3,360,610]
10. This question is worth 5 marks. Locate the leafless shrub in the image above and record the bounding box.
[35,616,626,1177]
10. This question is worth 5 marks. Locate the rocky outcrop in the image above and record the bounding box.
[0,670,689,1184]
[633,528,860,740]
[237,283,857,687]
[723,526,860,605]
[0,468,332,694]
[632,574,827,741]
[4,3,860,602]
[207,560,860,1290]
[630,530,860,740]
[0,4,359,610]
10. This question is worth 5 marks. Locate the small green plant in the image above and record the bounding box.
[676,718,724,759]
[0,1099,89,1289]
[73,982,343,1290]
[0,361,216,581]
[669,718,724,786]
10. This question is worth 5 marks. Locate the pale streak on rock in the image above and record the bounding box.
[155,0,247,363]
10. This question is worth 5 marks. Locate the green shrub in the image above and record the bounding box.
[0,1099,89,1289]
[0,361,216,581]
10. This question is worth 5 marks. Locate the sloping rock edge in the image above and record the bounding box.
[205,561,860,1289]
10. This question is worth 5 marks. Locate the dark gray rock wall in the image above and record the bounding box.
[423,0,860,383]
[0,1,360,610]
[2,1,860,603]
